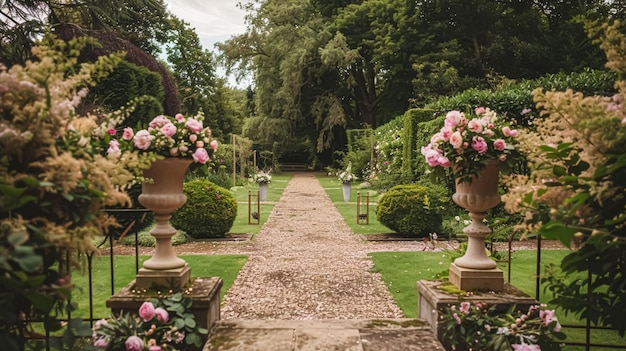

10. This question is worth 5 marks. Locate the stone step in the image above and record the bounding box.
[203,318,445,351]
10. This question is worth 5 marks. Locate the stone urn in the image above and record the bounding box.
[342,182,351,202]
[136,158,192,289]
[449,160,504,291]
[258,182,268,201]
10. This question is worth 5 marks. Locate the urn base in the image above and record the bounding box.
[449,263,504,292]
[135,264,191,290]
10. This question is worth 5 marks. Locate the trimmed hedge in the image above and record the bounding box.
[401,108,435,182]
[171,179,237,238]
[376,184,443,237]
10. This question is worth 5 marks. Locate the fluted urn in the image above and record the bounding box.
[136,158,192,289]
[450,160,504,291]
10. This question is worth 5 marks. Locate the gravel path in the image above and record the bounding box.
[220,173,405,320]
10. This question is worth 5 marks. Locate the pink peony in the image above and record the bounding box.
[138,302,156,321]
[175,113,185,121]
[93,337,109,347]
[459,301,471,314]
[422,147,441,167]
[493,138,506,151]
[209,140,218,151]
[125,336,144,351]
[189,134,198,143]
[467,118,483,133]
[449,131,463,149]
[475,107,486,115]
[430,131,444,144]
[437,155,451,168]
[471,136,488,154]
[440,126,452,141]
[107,128,116,135]
[149,115,170,129]
[502,126,519,137]
[444,110,463,127]
[133,130,154,150]
[149,346,162,351]
[122,127,134,141]
[185,118,203,133]
[155,307,169,323]
[192,148,210,164]
[161,122,177,137]
[196,140,204,148]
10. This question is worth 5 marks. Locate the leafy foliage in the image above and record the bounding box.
[171,179,237,239]
[376,184,443,237]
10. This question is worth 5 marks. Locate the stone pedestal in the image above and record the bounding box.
[417,279,538,351]
[448,263,504,292]
[135,264,191,290]
[107,277,223,335]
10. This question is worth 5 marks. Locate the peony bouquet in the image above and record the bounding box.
[421,107,522,183]
[106,113,218,164]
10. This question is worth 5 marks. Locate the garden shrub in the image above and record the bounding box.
[171,179,237,238]
[401,108,435,182]
[376,184,443,237]
[370,115,404,191]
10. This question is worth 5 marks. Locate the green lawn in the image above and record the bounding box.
[369,250,626,350]
[228,174,292,234]
[71,254,248,320]
[316,174,394,234]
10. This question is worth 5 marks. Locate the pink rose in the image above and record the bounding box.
[175,113,185,121]
[449,131,463,149]
[125,336,144,351]
[133,130,154,150]
[430,131,444,144]
[138,301,156,321]
[502,126,518,137]
[149,346,162,351]
[196,140,204,148]
[192,148,210,164]
[122,127,134,141]
[437,155,451,168]
[459,301,471,314]
[493,138,506,151]
[179,145,189,153]
[185,118,203,133]
[161,122,177,137]
[474,107,486,115]
[467,118,483,133]
[93,337,109,347]
[444,110,463,127]
[209,140,218,151]
[155,307,169,323]
[471,136,488,154]
[169,148,180,157]
[189,134,198,143]
[149,115,169,129]
[440,126,452,141]
[422,147,441,167]
[107,128,116,135]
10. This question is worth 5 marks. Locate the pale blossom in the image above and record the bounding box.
[149,115,170,129]
[493,138,506,151]
[449,131,463,149]
[93,337,109,347]
[133,130,154,150]
[459,301,471,314]
[185,118,203,133]
[189,134,198,143]
[209,140,218,150]
[192,148,210,164]
[467,118,483,133]
[445,110,463,127]
[169,148,180,157]
[475,107,486,115]
[196,140,204,148]
[511,344,540,351]
[502,126,519,137]
[175,113,185,121]
[161,122,177,137]
[122,127,134,140]
[107,140,121,159]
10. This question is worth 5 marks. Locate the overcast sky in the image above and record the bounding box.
[164,0,249,86]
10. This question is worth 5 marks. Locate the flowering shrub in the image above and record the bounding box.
[440,301,565,351]
[251,169,272,184]
[92,293,207,351]
[421,107,523,183]
[106,112,218,164]
[338,162,357,183]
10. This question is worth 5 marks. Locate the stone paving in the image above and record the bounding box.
[205,173,445,350]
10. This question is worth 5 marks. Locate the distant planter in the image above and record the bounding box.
[259,182,268,202]
[342,182,351,202]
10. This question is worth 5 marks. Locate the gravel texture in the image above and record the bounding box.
[103,173,566,320]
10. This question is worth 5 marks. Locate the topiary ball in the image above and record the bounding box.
[376,184,443,237]
[171,179,237,239]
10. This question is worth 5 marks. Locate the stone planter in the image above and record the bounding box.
[136,158,192,289]
[449,160,504,291]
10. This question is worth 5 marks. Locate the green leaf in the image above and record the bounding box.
[539,221,577,247]
[24,291,55,314]
[7,230,28,246]
[552,165,566,176]
[185,317,196,328]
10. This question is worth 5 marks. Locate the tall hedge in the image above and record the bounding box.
[401,108,435,182]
